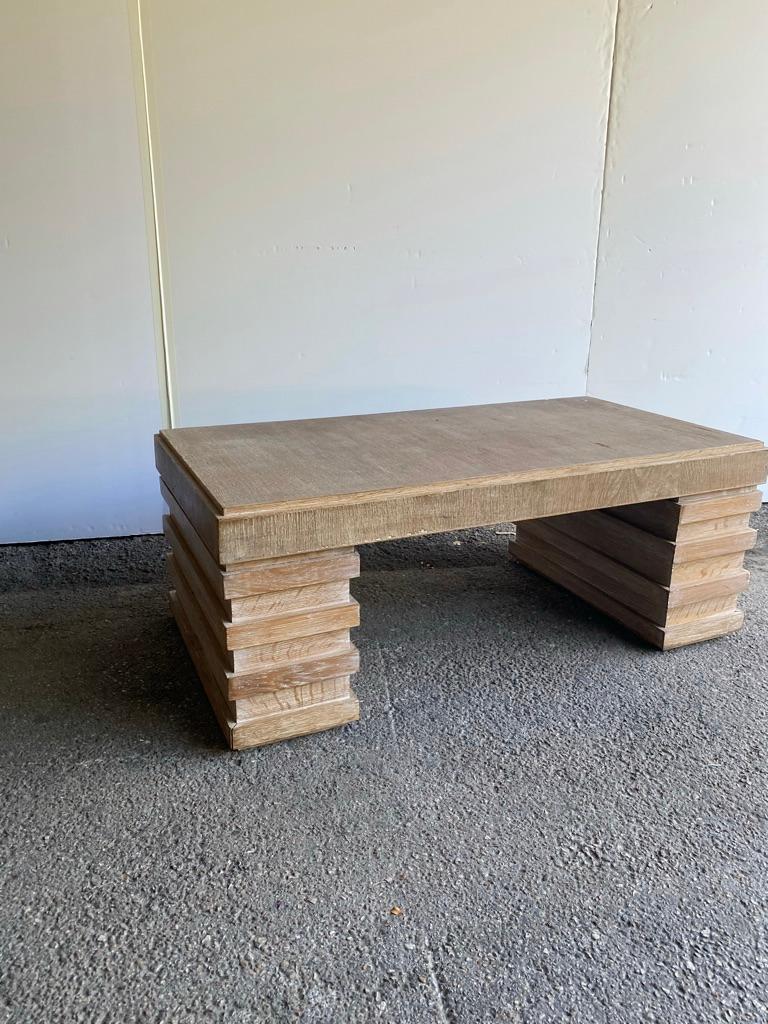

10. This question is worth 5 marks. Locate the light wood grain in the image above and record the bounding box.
[168,552,359,670]
[512,489,753,650]
[674,529,757,563]
[665,595,738,625]
[162,480,361,586]
[667,569,749,608]
[669,553,746,584]
[677,486,758,506]
[514,524,668,621]
[170,553,359,699]
[217,547,360,597]
[155,397,766,561]
[170,592,359,748]
[512,543,668,646]
[213,451,765,563]
[512,543,744,650]
[225,580,351,622]
[675,513,753,542]
[220,597,359,653]
[536,510,756,582]
[607,488,761,538]
[662,609,745,648]
[225,650,360,700]
[231,677,353,724]
[515,520,748,621]
[165,509,353,619]
[227,628,355,676]
[175,573,358,700]
[167,548,358,675]
[228,695,360,749]
[161,493,360,602]
[533,511,677,580]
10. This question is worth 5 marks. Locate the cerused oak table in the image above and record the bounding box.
[155,397,768,750]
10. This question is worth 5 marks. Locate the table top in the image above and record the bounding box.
[158,397,764,516]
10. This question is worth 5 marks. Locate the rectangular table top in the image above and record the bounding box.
[156,397,766,563]
[158,397,763,515]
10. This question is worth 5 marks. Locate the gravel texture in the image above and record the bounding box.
[1,510,767,1023]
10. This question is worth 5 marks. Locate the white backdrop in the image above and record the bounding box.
[589,0,768,446]
[0,1,160,542]
[142,0,615,427]
[1,1,765,543]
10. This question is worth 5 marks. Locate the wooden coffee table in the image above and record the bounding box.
[155,397,767,750]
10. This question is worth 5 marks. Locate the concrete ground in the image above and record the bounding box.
[1,511,767,1024]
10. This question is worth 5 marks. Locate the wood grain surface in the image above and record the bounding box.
[156,397,767,562]
[512,488,757,650]
[158,397,763,514]
[170,592,359,749]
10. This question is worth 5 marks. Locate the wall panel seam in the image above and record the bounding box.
[585,0,621,396]
[128,0,176,427]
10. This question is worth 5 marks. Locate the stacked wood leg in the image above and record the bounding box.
[511,487,761,649]
[161,483,360,749]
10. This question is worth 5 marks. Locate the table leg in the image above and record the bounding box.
[165,518,361,749]
[511,487,762,649]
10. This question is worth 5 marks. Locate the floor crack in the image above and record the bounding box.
[373,643,398,745]
[382,672,398,745]
[425,945,450,1024]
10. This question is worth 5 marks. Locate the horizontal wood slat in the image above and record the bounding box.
[168,550,357,700]
[606,488,761,538]
[171,593,359,748]
[515,520,749,622]
[168,552,359,672]
[165,510,353,622]
[513,489,755,650]
[669,553,748,585]
[512,542,745,650]
[536,510,756,582]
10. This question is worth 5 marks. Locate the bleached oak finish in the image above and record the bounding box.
[155,397,767,564]
[606,487,762,539]
[168,552,358,662]
[511,488,762,650]
[167,546,358,699]
[171,593,359,749]
[156,398,766,748]
[161,482,360,588]
[164,510,361,746]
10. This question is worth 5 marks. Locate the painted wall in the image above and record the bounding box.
[588,0,768,450]
[3,1,766,544]
[142,0,616,426]
[0,1,162,542]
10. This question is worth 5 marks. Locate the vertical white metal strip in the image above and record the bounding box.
[585,0,621,392]
[128,0,176,427]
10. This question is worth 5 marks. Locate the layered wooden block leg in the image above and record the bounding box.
[510,487,761,650]
[162,485,360,749]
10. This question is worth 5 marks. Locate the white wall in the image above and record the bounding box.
[589,0,768,451]
[0,1,163,542]
[3,1,765,544]
[142,0,617,426]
